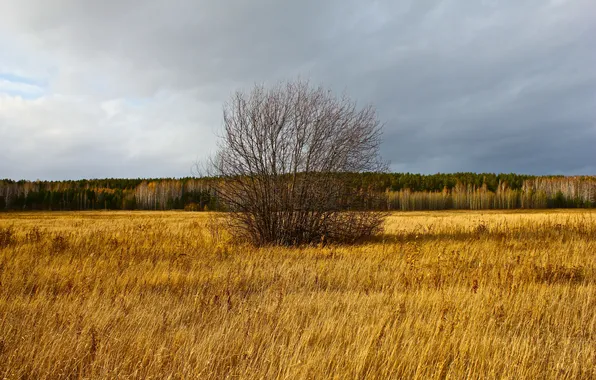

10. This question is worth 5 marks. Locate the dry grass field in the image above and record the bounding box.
[1,210,595,379]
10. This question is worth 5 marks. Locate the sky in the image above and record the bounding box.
[0,0,595,180]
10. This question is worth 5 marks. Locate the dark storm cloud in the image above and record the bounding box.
[0,0,594,180]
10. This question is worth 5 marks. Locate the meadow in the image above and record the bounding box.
[1,210,595,379]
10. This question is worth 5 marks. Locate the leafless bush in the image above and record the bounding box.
[51,233,69,252]
[0,226,14,248]
[474,222,489,235]
[26,227,43,243]
[208,79,388,246]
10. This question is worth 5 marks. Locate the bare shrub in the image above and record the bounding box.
[0,226,14,248]
[209,79,387,246]
[26,227,43,243]
[51,233,69,252]
[532,264,585,285]
[184,202,200,212]
[474,222,489,236]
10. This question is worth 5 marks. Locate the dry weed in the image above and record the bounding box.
[0,210,595,379]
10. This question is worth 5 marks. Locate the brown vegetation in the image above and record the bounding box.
[210,80,387,245]
[1,210,596,378]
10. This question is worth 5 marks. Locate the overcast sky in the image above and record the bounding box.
[1,0,595,180]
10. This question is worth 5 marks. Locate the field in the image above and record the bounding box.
[1,210,595,379]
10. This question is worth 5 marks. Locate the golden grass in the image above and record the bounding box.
[1,210,595,379]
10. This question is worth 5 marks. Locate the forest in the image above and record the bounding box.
[1,173,595,211]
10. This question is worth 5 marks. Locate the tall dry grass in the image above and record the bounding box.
[1,210,595,379]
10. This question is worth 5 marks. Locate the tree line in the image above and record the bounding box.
[1,174,594,212]
[0,178,218,211]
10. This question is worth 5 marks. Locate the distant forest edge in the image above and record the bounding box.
[1,173,595,211]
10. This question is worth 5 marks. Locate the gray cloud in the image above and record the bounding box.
[0,0,594,180]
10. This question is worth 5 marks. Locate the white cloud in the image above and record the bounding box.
[0,91,219,179]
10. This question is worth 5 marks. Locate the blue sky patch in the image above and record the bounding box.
[0,73,47,99]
